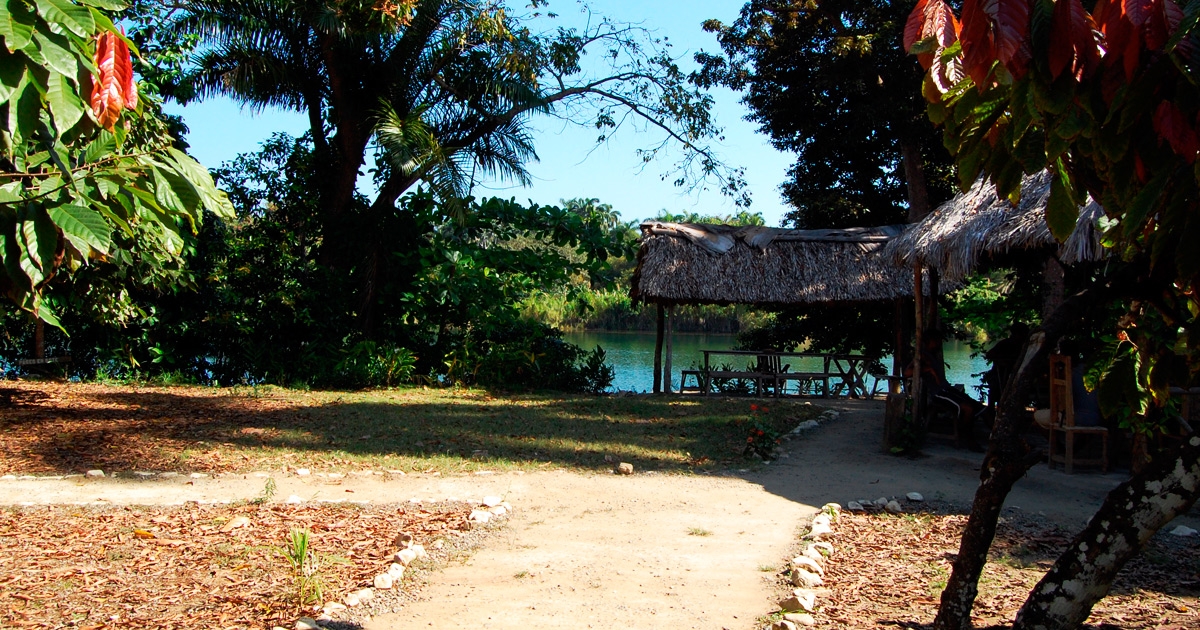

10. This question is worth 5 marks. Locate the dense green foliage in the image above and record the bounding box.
[0,0,233,326]
[2,134,622,391]
[694,0,956,228]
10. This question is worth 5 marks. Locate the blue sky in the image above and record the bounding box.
[162,0,795,226]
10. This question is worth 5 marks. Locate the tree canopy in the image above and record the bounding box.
[694,0,956,228]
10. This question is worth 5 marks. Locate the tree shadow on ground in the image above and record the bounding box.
[0,383,821,476]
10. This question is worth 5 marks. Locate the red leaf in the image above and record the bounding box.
[1145,0,1183,51]
[1048,0,1102,80]
[904,0,931,53]
[961,0,1032,83]
[906,0,960,70]
[90,32,137,130]
[1153,101,1199,163]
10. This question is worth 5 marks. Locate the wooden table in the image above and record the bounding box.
[690,350,877,398]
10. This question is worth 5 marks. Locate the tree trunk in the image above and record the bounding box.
[1013,435,1200,630]
[901,138,931,222]
[934,284,1108,630]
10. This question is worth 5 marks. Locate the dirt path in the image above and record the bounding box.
[2,400,1191,629]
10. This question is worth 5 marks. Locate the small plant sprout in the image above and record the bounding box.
[282,529,324,606]
[252,477,277,505]
[687,527,713,537]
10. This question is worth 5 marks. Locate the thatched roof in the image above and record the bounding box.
[630,222,927,307]
[884,171,1106,283]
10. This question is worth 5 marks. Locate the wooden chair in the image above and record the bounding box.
[1048,354,1108,474]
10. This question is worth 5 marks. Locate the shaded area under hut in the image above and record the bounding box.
[879,170,1109,453]
[629,222,933,394]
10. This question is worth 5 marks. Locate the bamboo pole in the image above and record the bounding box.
[653,304,664,393]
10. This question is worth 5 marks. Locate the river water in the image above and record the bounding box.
[564,331,989,395]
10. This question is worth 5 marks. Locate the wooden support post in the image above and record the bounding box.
[664,306,674,394]
[34,319,44,360]
[653,304,664,394]
[893,298,904,389]
[912,264,924,428]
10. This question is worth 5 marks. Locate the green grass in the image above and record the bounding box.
[687,527,713,537]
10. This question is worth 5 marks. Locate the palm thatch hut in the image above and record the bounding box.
[630,222,929,392]
[883,170,1107,283]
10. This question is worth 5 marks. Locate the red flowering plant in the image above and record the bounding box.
[742,403,782,461]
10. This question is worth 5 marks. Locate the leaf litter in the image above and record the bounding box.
[802,507,1199,629]
[0,501,484,629]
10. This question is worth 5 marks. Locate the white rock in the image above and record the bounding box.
[803,546,825,563]
[846,501,864,512]
[387,563,405,579]
[885,500,903,514]
[790,568,823,587]
[86,469,105,478]
[874,497,889,508]
[322,602,346,616]
[0,475,15,480]
[616,462,634,475]
[411,544,427,559]
[807,521,832,538]
[295,468,311,476]
[373,573,394,589]
[809,541,835,557]
[354,587,374,601]
[482,495,503,507]
[821,502,841,513]
[811,513,831,528]
[795,420,820,431]
[285,494,305,504]
[295,618,321,630]
[906,492,925,502]
[489,505,508,516]
[343,593,360,607]
[469,509,491,523]
[395,548,418,565]
[159,472,179,478]
[779,588,817,613]
[791,555,824,575]
[133,471,155,478]
[1170,525,1198,537]
[327,472,343,479]
[189,473,208,479]
[783,612,816,626]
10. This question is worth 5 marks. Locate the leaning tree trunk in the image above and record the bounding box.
[1013,434,1200,630]
[933,284,1106,630]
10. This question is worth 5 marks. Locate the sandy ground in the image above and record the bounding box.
[2,399,1193,629]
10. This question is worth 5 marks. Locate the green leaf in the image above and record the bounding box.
[75,0,126,10]
[1122,169,1171,237]
[45,69,83,132]
[164,147,234,219]
[0,216,31,291]
[6,71,42,147]
[0,46,24,102]
[48,203,108,255]
[1047,165,1080,241]
[32,29,81,79]
[18,206,57,284]
[81,130,114,165]
[0,0,37,51]
[35,0,94,39]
